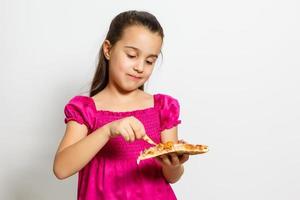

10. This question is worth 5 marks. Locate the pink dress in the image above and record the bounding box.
[64,93,181,200]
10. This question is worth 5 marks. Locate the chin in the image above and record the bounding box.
[117,79,145,92]
[118,84,140,93]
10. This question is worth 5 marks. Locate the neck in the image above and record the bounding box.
[102,84,141,103]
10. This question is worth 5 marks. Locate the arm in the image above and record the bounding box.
[53,121,111,180]
[157,126,189,184]
[53,116,147,180]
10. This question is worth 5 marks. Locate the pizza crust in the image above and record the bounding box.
[137,141,208,164]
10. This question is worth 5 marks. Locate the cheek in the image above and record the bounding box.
[113,56,134,71]
[144,66,154,76]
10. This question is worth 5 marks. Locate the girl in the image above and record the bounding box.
[53,10,189,200]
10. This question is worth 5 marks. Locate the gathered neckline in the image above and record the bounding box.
[83,94,158,115]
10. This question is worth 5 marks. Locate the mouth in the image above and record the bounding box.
[128,74,142,80]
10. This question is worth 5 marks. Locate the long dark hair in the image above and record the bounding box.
[89,10,164,97]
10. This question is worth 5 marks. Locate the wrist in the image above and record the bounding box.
[98,124,111,140]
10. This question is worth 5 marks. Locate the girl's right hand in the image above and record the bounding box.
[104,116,146,142]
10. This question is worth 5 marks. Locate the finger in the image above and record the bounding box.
[170,153,180,165]
[120,129,130,142]
[154,157,163,165]
[179,154,189,164]
[135,123,146,139]
[128,117,146,139]
[160,154,172,166]
[111,129,120,138]
[142,135,156,145]
[125,126,135,142]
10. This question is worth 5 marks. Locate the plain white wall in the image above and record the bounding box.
[1,0,299,199]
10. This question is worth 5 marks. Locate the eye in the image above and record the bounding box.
[146,61,154,65]
[146,59,157,65]
[127,54,136,58]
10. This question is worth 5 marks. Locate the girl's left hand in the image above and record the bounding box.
[155,153,189,168]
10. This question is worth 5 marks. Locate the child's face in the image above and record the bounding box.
[104,25,163,92]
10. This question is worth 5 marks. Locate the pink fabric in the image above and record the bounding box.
[64,93,181,200]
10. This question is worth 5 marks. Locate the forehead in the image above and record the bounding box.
[116,25,162,55]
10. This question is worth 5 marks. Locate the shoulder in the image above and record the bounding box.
[67,95,91,104]
[138,91,180,108]
[66,95,93,109]
[64,95,95,117]
[154,93,182,131]
[64,95,95,130]
[154,93,180,109]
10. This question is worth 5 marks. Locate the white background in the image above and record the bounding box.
[1,0,299,199]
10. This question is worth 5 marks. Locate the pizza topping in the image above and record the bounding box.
[182,144,194,150]
[157,141,174,151]
[137,141,209,164]
[195,145,208,150]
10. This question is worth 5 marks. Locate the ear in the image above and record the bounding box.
[102,40,112,60]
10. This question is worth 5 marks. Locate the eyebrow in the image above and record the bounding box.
[124,46,158,58]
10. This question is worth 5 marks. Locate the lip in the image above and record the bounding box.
[128,74,142,80]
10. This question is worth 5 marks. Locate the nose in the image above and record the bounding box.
[133,60,144,73]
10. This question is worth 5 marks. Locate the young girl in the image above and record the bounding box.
[53,10,189,200]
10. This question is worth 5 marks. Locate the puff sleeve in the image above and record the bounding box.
[157,94,182,132]
[64,96,93,130]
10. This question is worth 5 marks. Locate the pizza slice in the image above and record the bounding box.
[137,141,208,164]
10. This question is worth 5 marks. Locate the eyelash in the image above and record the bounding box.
[127,55,136,58]
[146,61,153,65]
[127,54,154,65]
